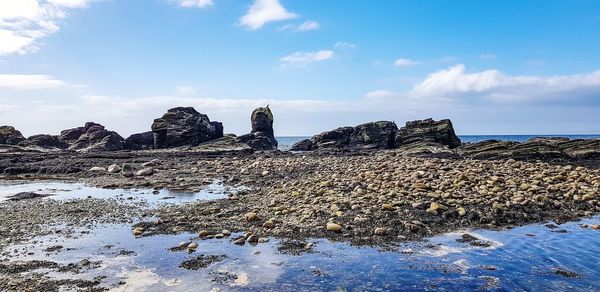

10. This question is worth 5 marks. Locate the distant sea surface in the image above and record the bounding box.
[276,135,600,150]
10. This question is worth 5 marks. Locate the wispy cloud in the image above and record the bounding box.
[0,74,65,90]
[334,42,356,49]
[0,0,94,55]
[239,0,298,30]
[393,58,419,67]
[169,0,214,8]
[279,50,334,67]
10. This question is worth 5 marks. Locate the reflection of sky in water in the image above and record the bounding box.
[4,216,600,291]
[0,181,242,205]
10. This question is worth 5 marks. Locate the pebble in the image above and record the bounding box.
[326,223,343,233]
[233,237,246,245]
[199,230,209,237]
[245,212,259,221]
[135,168,154,176]
[107,164,121,173]
[374,227,387,235]
[132,227,144,236]
[89,167,106,172]
[187,242,198,251]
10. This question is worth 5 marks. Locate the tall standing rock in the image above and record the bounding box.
[236,106,278,150]
[395,118,461,148]
[0,126,26,145]
[151,107,223,148]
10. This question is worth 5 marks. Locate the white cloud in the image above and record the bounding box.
[0,74,65,89]
[170,0,213,8]
[0,0,93,55]
[364,90,396,100]
[297,20,319,31]
[239,0,298,30]
[411,64,600,102]
[334,42,356,49]
[394,58,419,67]
[279,50,334,67]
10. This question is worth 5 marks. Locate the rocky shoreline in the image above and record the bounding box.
[1,107,599,290]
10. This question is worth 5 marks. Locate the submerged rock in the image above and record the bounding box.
[0,126,26,145]
[151,107,223,149]
[236,106,278,150]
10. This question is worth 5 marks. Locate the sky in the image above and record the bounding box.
[1,0,600,137]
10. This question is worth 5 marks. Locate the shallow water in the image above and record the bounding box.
[1,183,599,291]
[0,181,240,205]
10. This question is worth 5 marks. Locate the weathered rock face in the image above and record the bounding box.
[18,134,68,149]
[151,107,223,149]
[59,122,125,152]
[124,131,154,150]
[395,118,461,149]
[458,137,600,160]
[290,138,313,151]
[293,121,398,151]
[0,126,26,145]
[235,106,278,150]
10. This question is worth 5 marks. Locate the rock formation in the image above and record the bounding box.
[18,134,68,150]
[124,131,154,150]
[395,118,461,149]
[0,126,26,145]
[235,106,278,150]
[291,119,460,151]
[458,137,600,160]
[151,107,223,149]
[59,122,125,152]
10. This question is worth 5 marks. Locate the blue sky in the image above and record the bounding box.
[1,0,600,137]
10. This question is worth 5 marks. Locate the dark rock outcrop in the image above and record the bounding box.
[59,122,125,152]
[294,119,460,152]
[235,106,278,150]
[0,126,26,145]
[292,121,399,151]
[395,118,461,149]
[458,137,600,160]
[18,134,68,150]
[124,131,154,150]
[290,138,313,151]
[151,107,223,149]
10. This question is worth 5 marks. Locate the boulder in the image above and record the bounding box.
[305,121,398,150]
[18,134,68,149]
[235,106,278,150]
[59,122,125,152]
[151,107,223,148]
[124,131,154,150]
[290,139,313,151]
[395,119,461,148]
[0,126,26,145]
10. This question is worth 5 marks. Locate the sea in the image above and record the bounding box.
[276,135,600,150]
